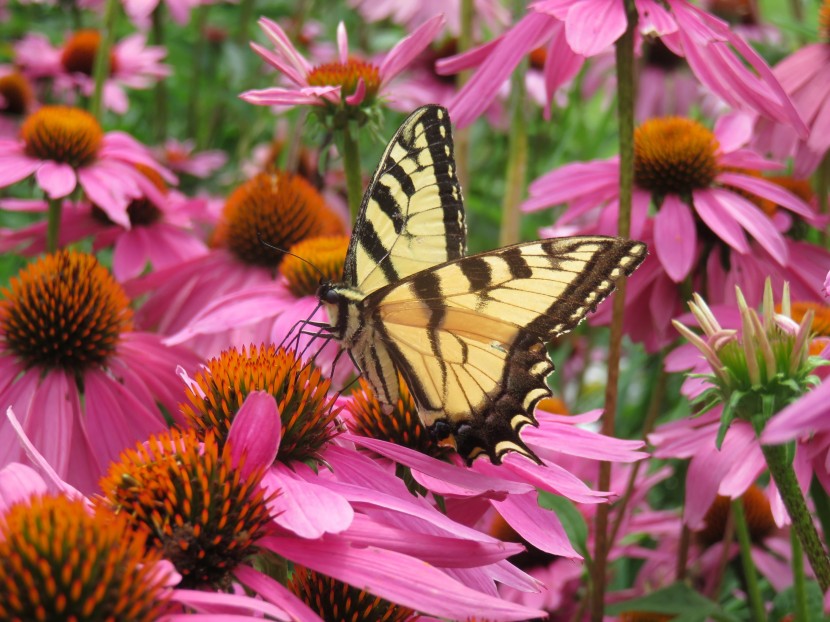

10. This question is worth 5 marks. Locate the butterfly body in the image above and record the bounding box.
[320,105,647,464]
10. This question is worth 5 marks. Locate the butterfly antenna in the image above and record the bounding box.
[256,232,327,282]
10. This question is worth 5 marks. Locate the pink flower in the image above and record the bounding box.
[176,349,546,620]
[157,139,227,178]
[438,0,806,131]
[0,106,174,228]
[241,15,445,108]
[753,8,830,176]
[348,0,508,36]
[0,67,36,139]
[0,251,200,493]
[524,114,816,289]
[123,0,198,27]
[15,31,169,114]
[0,193,210,282]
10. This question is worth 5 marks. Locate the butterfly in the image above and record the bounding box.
[318,105,646,464]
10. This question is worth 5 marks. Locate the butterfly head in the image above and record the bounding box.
[317,282,366,343]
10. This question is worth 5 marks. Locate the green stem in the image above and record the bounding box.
[453,0,474,192]
[761,442,830,590]
[499,59,528,247]
[46,198,62,253]
[810,477,830,544]
[186,6,208,143]
[90,0,118,121]
[791,528,808,622]
[733,499,767,622]
[590,3,637,621]
[151,5,168,142]
[341,122,363,225]
[235,0,256,46]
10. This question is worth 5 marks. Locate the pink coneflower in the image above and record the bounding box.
[0,106,174,227]
[123,0,199,27]
[437,0,806,131]
[0,251,200,493]
[127,170,344,358]
[16,30,169,114]
[343,377,646,560]
[157,139,227,178]
[348,0,508,36]
[753,0,830,176]
[527,115,815,284]
[241,15,444,109]
[175,346,546,620]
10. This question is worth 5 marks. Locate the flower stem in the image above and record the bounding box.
[453,0,474,191]
[761,441,830,590]
[791,528,808,622]
[235,0,256,46]
[732,499,767,622]
[46,198,61,253]
[590,2,637,620]
[499,58,528,247]
[90,0,118,121]
[341,122,363,225]
[151,5,168,142]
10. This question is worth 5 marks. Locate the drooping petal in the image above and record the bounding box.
[35,161,78,198]
[0,154,42,187]
[256,18,312,85]
[713,111,754,153]
[692,189,749,254]
[379,14,446,83]
[710,189,787,265]
[233,566,325,622]
[227,391,281,477]
[563,0,626,56]
[716,171,816,221]
[763,380,830,443]
[264,462,354,538]
[260,535,547,621]
[492,492,578,557]
[0,462,48,514]
[542,22,584,119]
[240,85,340,107]
[24,370,76,478]
[653,195,697,282]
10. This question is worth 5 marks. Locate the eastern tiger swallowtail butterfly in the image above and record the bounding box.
[318,105,646,464]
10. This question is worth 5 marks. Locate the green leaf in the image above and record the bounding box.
[716,394,740,450]
[770,581,830,621]
[606,582,740,622]
[537,491,590,561]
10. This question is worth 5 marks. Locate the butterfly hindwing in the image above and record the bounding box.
[343,106,466,294]
[366,236,647,463]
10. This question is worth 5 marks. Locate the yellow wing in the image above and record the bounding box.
[363,236,647,464]
[343,105,466,294]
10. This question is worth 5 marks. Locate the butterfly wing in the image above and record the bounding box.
[343,105,466,294]
[365,236,647,464]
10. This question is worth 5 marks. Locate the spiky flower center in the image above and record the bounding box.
[0,250,132,372]
[790,301,830,337]
[61,30,118,76]
[0,494,171,622]
[0,72,33,116]
[634,117,719,196]
[21,105,103,167]
[618,614,675,622]
[697,485,776,546]
[98,429,274,590]
[91,164,166,227]
[181,344,339,463]
[349,375,453,460]
[289,567,414,622]
[307,59,381,100]
[216,171,342,268]
[282,235,349,297]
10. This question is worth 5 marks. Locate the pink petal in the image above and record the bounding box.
[435,37,503,75]
[492,492,578,557]
[255,18,312,85]
[227,391,281,477]
[336,21,349,64]
[0,154,41,187]
[635,0,677,36]
[691,188,749,254]
[710,189,787,264]
[713,111,754,153]
[380,14,445,83]
[233,566,324,622]
[264,463,354,538]
[25,370,76,477]
[344,78,366,106]
[35,161,78,198]
[564,0,626,56]
[717,171,816,221]
[448,12,558,128]
[763,380,830,443]
[239,86,339,106]
[170,581,306,621]
[542,22,584,118]
[653,194,697,282]
[0,462,48,513]
[260,535,547,621]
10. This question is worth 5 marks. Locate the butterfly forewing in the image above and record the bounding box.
[343,106,466,294]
